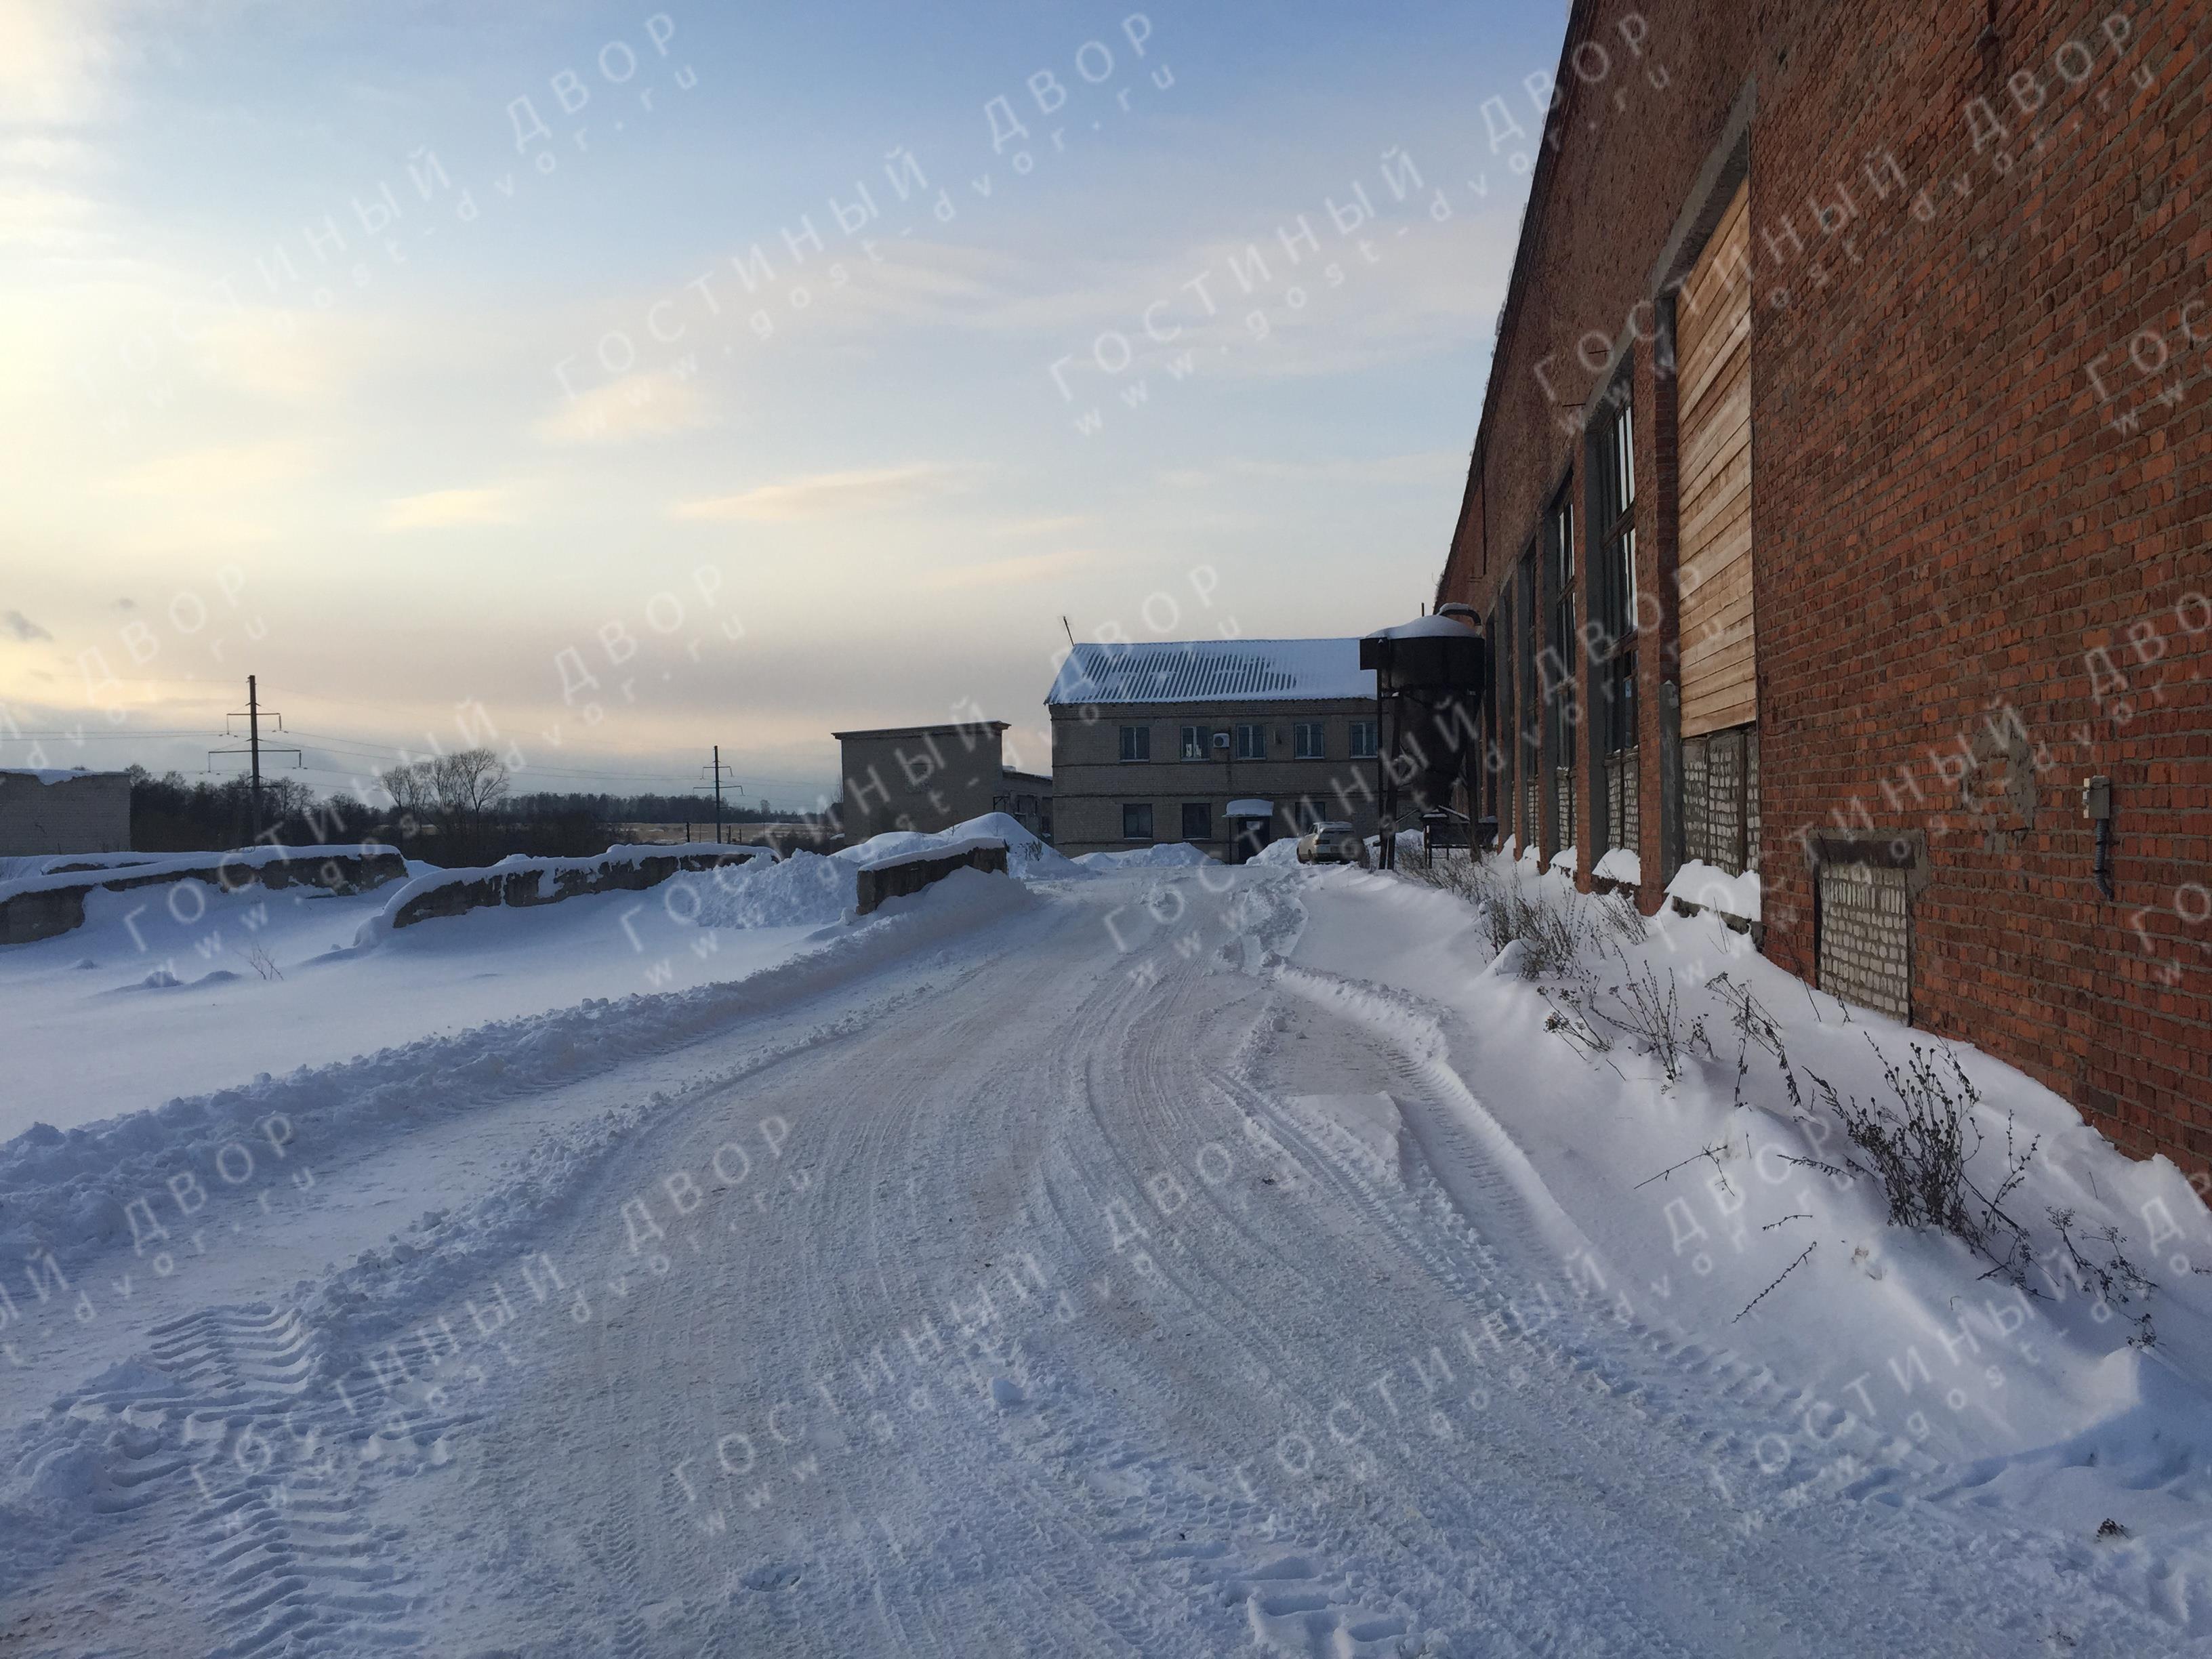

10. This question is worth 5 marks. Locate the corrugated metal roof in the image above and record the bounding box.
[1047,639,1374,706]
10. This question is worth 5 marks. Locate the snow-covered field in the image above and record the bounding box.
[3,841,2210,1656]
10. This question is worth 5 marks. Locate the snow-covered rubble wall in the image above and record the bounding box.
[0,844,405,946]
[368,844,766,933]
[853,835,1007,915]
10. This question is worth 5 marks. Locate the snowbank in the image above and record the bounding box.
[1076,842,1218,871]
[943,813,1083,879]
[1249,837,1302,867]
[688,850,855,930]
[857,832,1006,872]
[838,813,1083,881]
[1664,857,1761,922]
[1548,844,1579,876]
[1281,852,2212,1537]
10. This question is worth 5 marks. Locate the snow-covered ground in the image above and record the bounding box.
[2,845,2209,1656]
[0,867,821,1141]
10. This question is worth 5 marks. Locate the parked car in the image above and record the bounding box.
[1296,821,1368,865]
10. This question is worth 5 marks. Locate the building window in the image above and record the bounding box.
[1234,722,1265,760]
[1121,802,1154,840]
[1294,797,1326,830]
[1517,554,1538,847]
[1118,724,1150,762]
[1544,488,1578,796]
[1181,802,1212,840]
[1348,719,1377,759]
[1592,392,1637,757]
[1179,724,1210,760]
[1293,722,1326,760]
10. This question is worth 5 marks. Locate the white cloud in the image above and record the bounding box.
[671,463,979,523]
[380,487,517,531]
[105,438,314,499]
[0,1,114,125]
[1,609,53,642]
[0,182,107,253]
[532,371,714,445]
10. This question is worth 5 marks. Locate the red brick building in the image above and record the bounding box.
[1435,1,2211,1168]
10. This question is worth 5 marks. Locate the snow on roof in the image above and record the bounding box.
[1048,639,1374,706]
[1225,799,1274,817]
[1366,614,1481,640]
[855,833,1006,872]
[1044,641,1371,703]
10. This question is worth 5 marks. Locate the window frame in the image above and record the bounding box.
[1347,718,1377,760]
[1234,722,1265,760]
[1179,724,1210,761]
[1292,721,1326,760]
[1590,385,1639,758]
[1181,801,1212,841]
[1121,802,1155,840]
[1118,724,1150,762]
[1544,489,1578,775]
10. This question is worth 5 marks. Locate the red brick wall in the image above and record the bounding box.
[1750,1,2212,1167]
[1438,0,2212,1169]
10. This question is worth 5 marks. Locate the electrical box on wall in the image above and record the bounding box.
[2081,775,2112,821]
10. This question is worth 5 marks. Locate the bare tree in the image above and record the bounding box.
[430,747,511,855]
[378,758,436,820]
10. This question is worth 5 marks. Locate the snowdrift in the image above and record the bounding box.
[1077,842,1218,870]
[837,813,1084,880]
[1280,852,2212,1544]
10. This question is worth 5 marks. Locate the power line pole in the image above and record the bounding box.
[696,747,738,845]
[211,676,298,844]
[247,675,263,836]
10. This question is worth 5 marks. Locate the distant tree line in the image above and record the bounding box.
[127,752,798,865]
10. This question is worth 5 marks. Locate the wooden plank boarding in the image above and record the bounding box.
[1676,178,1756,739]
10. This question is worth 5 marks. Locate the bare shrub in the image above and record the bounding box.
[1395,853,1592,978]
[1811,1042,2039,1282]
[1706,970,1803,1112]
[1589,953,1715,1082]
[2046,1206,2157,1347]
[1394,850,1500,907]
[242,943,283,982]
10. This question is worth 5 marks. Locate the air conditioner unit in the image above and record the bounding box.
[1212,732,1230,749]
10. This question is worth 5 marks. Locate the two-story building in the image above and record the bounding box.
[1046,639,1380,859]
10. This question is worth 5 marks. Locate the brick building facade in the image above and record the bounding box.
[1434,1,2211,1168]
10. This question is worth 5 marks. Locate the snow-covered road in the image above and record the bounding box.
[4,865,2203,1656]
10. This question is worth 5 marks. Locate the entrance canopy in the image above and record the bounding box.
[1225,799,1274,819]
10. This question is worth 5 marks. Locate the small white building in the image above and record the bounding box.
[0,768,131,857]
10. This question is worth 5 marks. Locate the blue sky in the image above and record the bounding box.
[0,1,1563,808]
